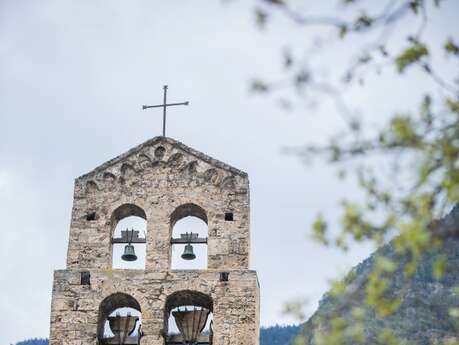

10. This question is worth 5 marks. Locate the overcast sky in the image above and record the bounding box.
[1,1,458,344]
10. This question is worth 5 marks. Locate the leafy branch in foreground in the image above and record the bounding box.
[246,0,459,343]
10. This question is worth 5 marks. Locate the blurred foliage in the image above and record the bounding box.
[244,0,459,343]
[283,298,309,321]
[299,233,459,344]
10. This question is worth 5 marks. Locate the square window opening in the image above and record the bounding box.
[81,271,91,285]
[225,212,234,221]
[220,272,230,282]
[86,212,97,221]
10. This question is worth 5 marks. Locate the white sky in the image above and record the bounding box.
[1,1,458,344]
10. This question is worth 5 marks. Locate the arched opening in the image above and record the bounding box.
[164,290,213,345]
[111,204,147,269]
[170,204,208,270]
[98,293,142,345]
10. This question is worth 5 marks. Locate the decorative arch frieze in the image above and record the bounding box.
[203,168,220,185]
[220,176,236,190]
[85,180,99,194]
[181,160,199,175]
[120,162,137,178]
[80,144,244,196]
[138,153,153,169]
[103,171,116,182]
[167,152,184,167]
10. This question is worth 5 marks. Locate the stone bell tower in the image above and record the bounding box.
[49,136,260,345]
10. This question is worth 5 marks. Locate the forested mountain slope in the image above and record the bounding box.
[260,325,301,345]
[298,206,459,345]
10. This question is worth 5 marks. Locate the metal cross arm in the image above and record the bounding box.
[142,101,189,110]
[142,85,189,137]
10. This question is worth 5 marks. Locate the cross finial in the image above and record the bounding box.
[142,85,189,137]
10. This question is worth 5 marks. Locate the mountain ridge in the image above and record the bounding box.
[298,206,459,344]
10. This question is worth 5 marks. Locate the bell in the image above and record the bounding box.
[173,307,210,343]
[181,243,196,260]
[121,244,138,262]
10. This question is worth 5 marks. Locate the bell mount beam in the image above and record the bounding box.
[170,237,208,244]
[112,230,146,244]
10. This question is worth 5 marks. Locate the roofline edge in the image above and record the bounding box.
[76,136,248,181]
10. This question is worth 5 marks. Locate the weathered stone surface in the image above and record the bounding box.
[49,136,260,345]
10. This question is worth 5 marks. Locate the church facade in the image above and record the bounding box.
[49,136,260,345]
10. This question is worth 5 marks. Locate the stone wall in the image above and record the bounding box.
[67,137,250,271]
[49,269,259,345]
[50,137,259,345]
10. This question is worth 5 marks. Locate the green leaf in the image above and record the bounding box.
[353,13,373,31]
[409,0,420,14]
[375,256,398,273]
[445,38,459,56]
[446,97,459,113]
[312,215,328,245]
[339,24,348,39]
[263,0,285,5]
[395,42,429,73]
[254,8,269,29]
[433,255,446,280]
[377,329,401,345]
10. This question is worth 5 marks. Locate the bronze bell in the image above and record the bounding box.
[121,244,138,261]
[181,243,196,260]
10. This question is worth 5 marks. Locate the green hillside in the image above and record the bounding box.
[298,206,459,345]
[260,325,301,345]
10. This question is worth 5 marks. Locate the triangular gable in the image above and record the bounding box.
[77,136,247,180]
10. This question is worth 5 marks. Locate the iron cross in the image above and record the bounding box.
[142,85,189,137]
